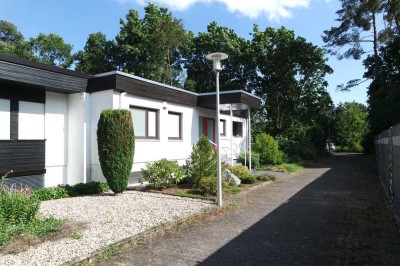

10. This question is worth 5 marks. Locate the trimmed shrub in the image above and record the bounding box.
[185,135,217,187]
[31,182,110,201]
[228,165,250,178]
[142,159,184,189]
[97,109,135,194]
[198,176,217,196]
[254,133,284,165]
[236,152,260,169]
[198,175,228,196]
[240,175,256,184]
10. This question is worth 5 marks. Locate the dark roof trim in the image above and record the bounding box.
[0,53,89,78]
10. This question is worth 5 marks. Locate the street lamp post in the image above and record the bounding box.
[206,52,228,207]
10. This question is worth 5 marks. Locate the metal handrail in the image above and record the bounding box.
[220,139,247,167]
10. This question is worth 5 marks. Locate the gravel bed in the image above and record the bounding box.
[0,191,212,265]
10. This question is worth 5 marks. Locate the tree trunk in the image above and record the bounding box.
[372,11,379,78]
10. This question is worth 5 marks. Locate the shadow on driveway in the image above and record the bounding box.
[199,153,400,265]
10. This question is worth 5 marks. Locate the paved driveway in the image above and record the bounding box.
[107,153,400,265]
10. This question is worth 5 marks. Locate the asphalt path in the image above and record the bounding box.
[106,153,400,265]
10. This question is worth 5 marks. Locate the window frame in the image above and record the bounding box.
[0,98,11,140]
[168,111,182,141]
[220,119,226,136]
[130,106,159,140]
[232,121,243,137]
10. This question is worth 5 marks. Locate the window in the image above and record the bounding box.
[131,107,158,139]
[220,119,226,136]
[0,99,10,140]
[168,112,182,140]
[232,121,243,137]
[18,101,45,140]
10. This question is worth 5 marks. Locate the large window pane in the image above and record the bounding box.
[0,99,10,140]
[19,101,45,140]
[131,108,146,137]
[130,107,158,139]
[168,112,181,140]
[148,111,157,138]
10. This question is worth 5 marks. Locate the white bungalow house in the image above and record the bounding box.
[0,53,261,187]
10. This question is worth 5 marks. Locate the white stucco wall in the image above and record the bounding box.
[67,92,91,185]
[88,89,250,180]
[219,114,248,163]
[120,93,203,172]
[44,92,68,187]
[90,90,114,182]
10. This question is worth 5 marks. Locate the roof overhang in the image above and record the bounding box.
[0,53,88,94]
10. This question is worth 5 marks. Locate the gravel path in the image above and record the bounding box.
[0,191,212,266]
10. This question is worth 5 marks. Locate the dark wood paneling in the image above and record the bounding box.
[87,75,117,92]
[0,60,88,94]
[198,92,261,110]
[0,140,45,173]
[116,75,198,106]
[0,53,89,78]
[88,74,198,106]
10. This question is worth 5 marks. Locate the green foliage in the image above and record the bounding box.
[0,187,39,226]
[117,3,191,85]
[142,159,184,189]
[251,26,333,134]
[256,174,276,182]
[175,189,206,199]
[236,152,260,169]
[198,176,217,196]
[254,133,284,165]
[185,135,217,187]
[97,109,135,194]
[31,182,109,201]
[267,163,302,172]
[239,175,256,184]
[29,33,73,67]
[31,186,69,201]
[74,32,117,74]
[183,21,250,93]
[364,35,400,145]
[275,121,321,161]
[333,102,369,152]
[228,165,250,178]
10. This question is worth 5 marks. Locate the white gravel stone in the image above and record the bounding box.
[0,191,212,266]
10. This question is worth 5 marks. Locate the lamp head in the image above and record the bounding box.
[206,52,228,72]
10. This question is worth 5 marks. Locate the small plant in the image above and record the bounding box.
[97,109,135,194]
[228,165,250,179]
[142,159,184,189]
[236,152,261,169]
[254,133,284,165]
[31,182,109,201]
[256,174,277,181]
[185,135,217,187]
[0,184,39,226]
[240,175,256,184]
[198,175,217,196]
[198,175,228,196]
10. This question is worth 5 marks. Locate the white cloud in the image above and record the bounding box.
[114,0,311,22]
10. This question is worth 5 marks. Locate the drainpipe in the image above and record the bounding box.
[119,92,127,109]
[230,104,233,166]
[248,108,252,171]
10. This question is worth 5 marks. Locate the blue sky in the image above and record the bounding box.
[0,0,369,105]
